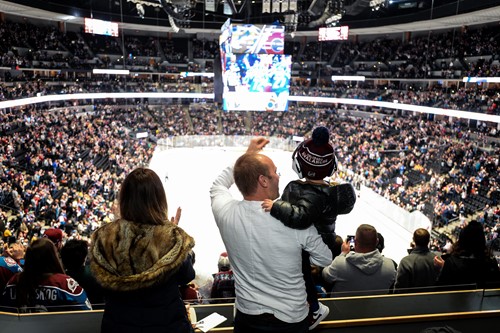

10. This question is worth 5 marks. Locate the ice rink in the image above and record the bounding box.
[149,147,413,281]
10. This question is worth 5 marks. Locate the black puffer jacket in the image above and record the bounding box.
[270,181,356,253]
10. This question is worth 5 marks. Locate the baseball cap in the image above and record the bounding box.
[43,228,63,244]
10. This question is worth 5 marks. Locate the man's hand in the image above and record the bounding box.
[246,137,270,154]
[170,207,182,225]
[6,243,25,261]
[433,255,444,269]
[262,199,274,212]
[341,240,351,254]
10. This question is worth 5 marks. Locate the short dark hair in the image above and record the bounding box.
[332,235,343,258]
[355,224,378,250]
[413,228,430,247]
[61,239,89,271]
[234,153,270,197]
[119,168,168,225]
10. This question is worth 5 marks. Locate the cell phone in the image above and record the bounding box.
[347,235,355,251]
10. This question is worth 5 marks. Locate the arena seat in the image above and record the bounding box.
[1,289,498,333]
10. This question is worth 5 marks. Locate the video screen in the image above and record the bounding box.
[222,53,291,111]
[84,18,119,37]
[318,26,349,41]
[229,24,285,54]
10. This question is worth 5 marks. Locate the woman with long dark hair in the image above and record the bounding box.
[1,238,91,312]
[436,221,500,289]
[90,167,195,333]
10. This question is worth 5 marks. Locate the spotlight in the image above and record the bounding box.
[369,0,385,10]
[308,0,344,28]
[136,4,145,19]
[168,14,180,33]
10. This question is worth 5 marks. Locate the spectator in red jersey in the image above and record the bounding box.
[0,244,23,291]
[1,238,91,312]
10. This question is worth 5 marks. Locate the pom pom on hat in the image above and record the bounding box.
[293,126,337,180]
[311,126,330,146]
[218,252,231,271]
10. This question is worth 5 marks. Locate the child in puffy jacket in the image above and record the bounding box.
[263,126,356,330]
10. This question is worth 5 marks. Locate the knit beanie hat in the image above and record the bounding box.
[218,252,231,272]
[292,126,337,180]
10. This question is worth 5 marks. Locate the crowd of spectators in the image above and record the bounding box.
[328,25,499,79]
[287,80,499,115]
[1,100,498,249]
[0,105,156,247]
[0,19,498,79]
[192,39,218,60]
[0,17,498,116]
[0,74,497,116]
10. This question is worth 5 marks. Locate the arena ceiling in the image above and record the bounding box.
[1,0,499,37]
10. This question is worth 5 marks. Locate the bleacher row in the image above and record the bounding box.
[1,288,499,332]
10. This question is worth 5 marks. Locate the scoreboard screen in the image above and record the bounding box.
[218,22,290,111]
[222,53,291,111]
[318,26,349,41]
[230,24,285,54]
[84,18,119,37]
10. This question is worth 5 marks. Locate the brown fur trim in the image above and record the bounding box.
[89,219,195,292]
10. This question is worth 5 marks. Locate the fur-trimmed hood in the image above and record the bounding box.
[89,219,195,292]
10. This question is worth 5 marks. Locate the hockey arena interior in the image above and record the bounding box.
[0,0,499,332]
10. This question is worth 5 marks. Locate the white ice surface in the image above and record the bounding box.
[149,147,412,281]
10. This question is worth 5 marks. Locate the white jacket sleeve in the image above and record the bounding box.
[210,166,236,222]
[302,227,332,268]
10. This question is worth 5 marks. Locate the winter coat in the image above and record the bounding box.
[270,181,356,253]
[90,218,195,333]
[394,247,440,292]
[436,253,500,290]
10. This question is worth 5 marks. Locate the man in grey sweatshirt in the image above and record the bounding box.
[322,224,397,297]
